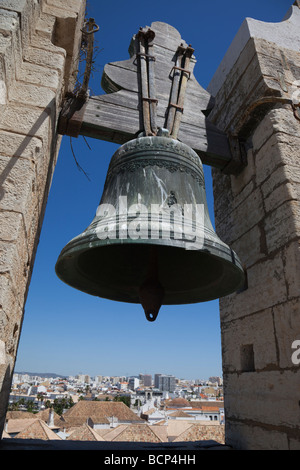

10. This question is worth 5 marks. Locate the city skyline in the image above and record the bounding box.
[14,0,293,379]
[14,369,221,383]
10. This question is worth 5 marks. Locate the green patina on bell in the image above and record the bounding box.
[55,135,245,321]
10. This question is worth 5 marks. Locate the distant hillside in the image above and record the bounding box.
[15,372,67,379]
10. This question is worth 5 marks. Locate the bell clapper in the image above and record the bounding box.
[139,277,164,322]
[139,246,164,322]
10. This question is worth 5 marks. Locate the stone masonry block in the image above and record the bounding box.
[221,307,278,373]
[251,119,272,156]
[255,133,300,186]
[0,104,52,143]
[17,61,60,90]
[34,11,56,39]
[264,200,300,253]
[0,153,37,229]
[24,45,65,72]
[232,179,255,211]
[0,240,29,310]
[215,187,265,245]
[266,106,300,140]
[209,39,258,125]
[6,0,41,49]
[261,162,300,213]
[0,9,18,37]
[0,12,23,97]
[219,251,287,322]
[0,356,14,413]
[0,271,19,315]
[224,370,300,428]
[42,4,77,21]
[0,154,48,262]
[254,133,285,186]
[212,171,233,229]
[273,298,300,369]
[0,281,24,361]
[0,129,42,158]
[9,82,56,108]
[46,0,83,13]
[0,8,23,77]
[30,31,66,56]
[230,224,265,269]
[283,241,300,299]
[0,209,23,241]
[0,0,28,13]
[230,148,255,197]
[0,34,14,91]
[225,420,289,450]
[264,180,300,214]
[0,210,30,291]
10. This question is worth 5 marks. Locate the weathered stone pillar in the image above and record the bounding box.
[0,0,86,438]
[208,4,300,449]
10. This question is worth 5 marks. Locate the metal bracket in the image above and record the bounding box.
[136,52,156,61]
[169,102,184,111]
[172,66,191,77]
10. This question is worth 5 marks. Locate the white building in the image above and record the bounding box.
[128,377,140,390]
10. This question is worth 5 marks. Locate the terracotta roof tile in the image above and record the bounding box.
[6,411,36,420]
[15,419,62,441]
[6,418,38,434]
[67,423,105,441]
[168,410,192,418]
[96,424,128,441]
[63,401,143,424]
[35,408,66,427]
[110,424,164,443]
[173,423,225,444]
[167,398,190,407]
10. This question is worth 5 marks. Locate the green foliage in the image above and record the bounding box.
[7,396,74,416]
[47,397,75,416]
[113,395,130,407]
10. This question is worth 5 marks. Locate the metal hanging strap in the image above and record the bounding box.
[166,44,194,139]
[165,44,185,133]
[136,28,158,136]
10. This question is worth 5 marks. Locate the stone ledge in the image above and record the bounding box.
[0,437,232,451]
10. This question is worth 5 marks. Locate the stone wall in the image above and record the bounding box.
[0,0,86,438]
[208,5,300,450]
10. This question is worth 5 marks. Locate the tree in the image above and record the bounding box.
[26,401,35,413]
[52,397,74,416]
[113,395,130,407]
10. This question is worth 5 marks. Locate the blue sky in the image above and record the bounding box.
[15,0,293,380]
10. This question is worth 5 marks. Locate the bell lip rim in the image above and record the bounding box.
[55,238,246,304]
[55,236,244,271]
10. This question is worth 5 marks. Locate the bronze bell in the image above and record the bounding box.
[55,136,245,321]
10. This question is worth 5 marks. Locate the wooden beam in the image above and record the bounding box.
[58,21,244,172]
[76,92,232,169]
